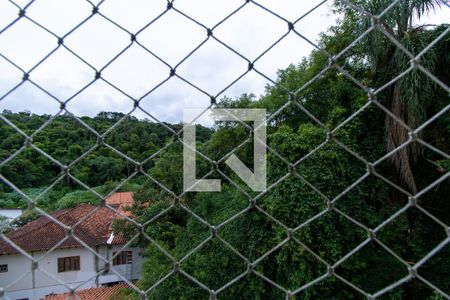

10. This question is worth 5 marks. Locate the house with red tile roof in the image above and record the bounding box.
[0,193,142,300]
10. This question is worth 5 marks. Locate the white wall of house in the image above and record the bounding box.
[0,253,33,295]
[0,209,23,221]
[0,245,142,300]
[97,245,143,284]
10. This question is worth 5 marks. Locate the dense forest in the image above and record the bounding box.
[0,112,211,210]
[1,0,449,298]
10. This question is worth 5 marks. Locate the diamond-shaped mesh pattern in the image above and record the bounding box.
[0,0,449,299]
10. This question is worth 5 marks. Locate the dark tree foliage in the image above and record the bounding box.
[0,112,212,191]
[122,11,449,300]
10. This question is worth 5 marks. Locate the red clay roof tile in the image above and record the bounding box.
[0,193,135,255]
[43,283,130,300]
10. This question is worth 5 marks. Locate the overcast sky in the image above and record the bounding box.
[0,0,448,123]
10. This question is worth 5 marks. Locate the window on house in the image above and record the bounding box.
[0,264,7,273]
[112,251,132,265]
[57,256,80,272]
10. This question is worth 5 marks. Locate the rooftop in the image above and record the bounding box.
[43,283,130,300]
[105,192,134,217]
[0,193,134,255]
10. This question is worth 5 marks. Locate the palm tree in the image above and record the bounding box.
[338,0,444,194]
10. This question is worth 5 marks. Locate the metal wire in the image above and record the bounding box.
[0,0,449,299]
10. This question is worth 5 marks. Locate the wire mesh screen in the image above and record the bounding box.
[0,0,449,299]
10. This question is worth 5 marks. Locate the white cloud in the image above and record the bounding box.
[0,0,448,123]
